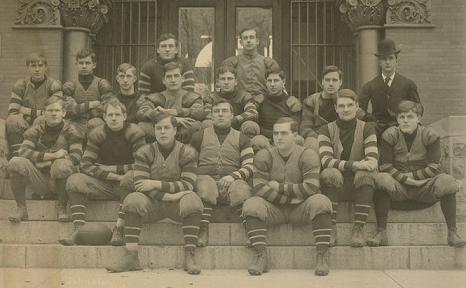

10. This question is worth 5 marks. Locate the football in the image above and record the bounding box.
[78,223,113,245]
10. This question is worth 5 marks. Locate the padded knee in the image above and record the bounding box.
[123,192,149,216]
[303,194,332,220]
[120,170,135,191]
[196,175,219,204]
[66,173,87,194]
[179,192,203,218]
[354,171,377,188]
[433,174,459,198]
[201,119,213,129]
[294,135,305,146]
[375,173,397,193]
[228,180,253,207]
[320,168,344,188]
[7,156,34,176]
[88,118,105,131]
[303,137,319,154]
[241,121,260,138]
[6,114,29,134]
[251,135,271,152]
[242,196,269,221]
[50,158,75,179]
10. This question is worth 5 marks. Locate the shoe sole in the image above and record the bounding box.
[315,271,329,276]
[9,217,27,223]
[366,241,388,247]
[350,243,364,248]
[111,242,126,246]
[449,242,466,248]
[58,240,75,246]
[105,267,143,273]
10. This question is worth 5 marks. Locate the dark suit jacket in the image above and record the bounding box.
[360,73,420,126]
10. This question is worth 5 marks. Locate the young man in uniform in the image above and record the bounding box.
[191,98,254,246]
[300,66,343,152]
[115,63,141,123]
[59,99,145,246]
[251,68,303,151]
[8,96,82,222]
[367,100,466,248]
[318,89,379,247]
[202,66,259,137]
[360,39,421,138]
[105,112,203,274]
[222,28,279,101]
[63,49,115,138]
[242,117,333,276]
[138,33,195,94]
[6,52,63,158]
[137,62,203,143]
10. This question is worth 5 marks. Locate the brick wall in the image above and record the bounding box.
[0,0,63,120]
[385,0,466,125]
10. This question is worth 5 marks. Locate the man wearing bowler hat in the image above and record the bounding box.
[360,39,421,138]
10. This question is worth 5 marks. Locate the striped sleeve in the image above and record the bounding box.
[8,79,27,115]
[277,148,320,199]
[80,127,111,180]
[362,122,379,167]
[18,126,43,163]
[138,61,153,94]
[63,122,84,165]
[63,80,92,117]
[412,137,440,180]
[379,136,408,183]
[137,94,163,122]
[178,92,204,120]
[318,125,354,171]
[159,144,198,193]
[300,96,318,138]
[229,133,254,181]
[253,149,293,205]
[181,59,195,92]
[234,92,258,125]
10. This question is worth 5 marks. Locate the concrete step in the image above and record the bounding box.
[2,199,465,224]
[1,244,465,270]
[2,221,465,246]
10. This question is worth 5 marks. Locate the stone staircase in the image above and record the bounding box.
[1,179,466,271]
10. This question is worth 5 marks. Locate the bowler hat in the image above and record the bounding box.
[374,39,401,57]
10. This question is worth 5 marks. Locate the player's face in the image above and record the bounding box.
[335,97,358,122]
[154,117,177,147]
[397,111,420,134]
[44,103,65,127]
[162,68,183,91]
[218,72,237,93]
[117,70,136,92]
[273,122,296,150]
[322,72,342,96]
[157,39,178,61]
[240,30,259,53]
[379,54,398,76]
[28,61,47,82]
[103,105,127,132]
[266,73,285,96]
[76,55,96,76]
[212,102,233,129]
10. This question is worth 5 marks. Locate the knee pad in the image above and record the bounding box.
[196,175,218,204]
[66,173,86,194]
[241,196,268,221]
[50,158,75,179]
[120,171,135,191]
[123,192,149,216]
[320,168,344,188]
[7,157,33,176]
[241,121,260,138]
[228,180,253,207]
[433,174,459,198]
[88,118,105,130]
[251,135,271,152]
[354,171,377,188]
[294,135,305,146]
[6,114,29,134]
[179,192,203,217]
[375,173,397,193]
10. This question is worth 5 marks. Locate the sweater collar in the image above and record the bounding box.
[336,117,357,129]
[267,92,288,103]
[78,74,94,83]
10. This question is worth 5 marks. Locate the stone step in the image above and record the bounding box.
[2,221,465,246]
[2,199,466,224]
[1,244,465,270]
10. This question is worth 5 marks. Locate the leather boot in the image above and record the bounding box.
[111,226,125,246]
[9,204,28,223]
[105,249,142,273]
[366,228,388,247]
[315,248,329,276]
[184,249,201,274]
[448,227,466,248]
[329,225,337,247]
[57,203,69,223]
[350,226,365,248]
[197,223,209,247]
[248,251,269,275]
[59,226,82,246]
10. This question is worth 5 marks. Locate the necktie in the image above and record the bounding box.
[385,77,391,87]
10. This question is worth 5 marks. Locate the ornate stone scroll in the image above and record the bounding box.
[386,0,432,25]
[15,0,61,25]
[336,0,387,31]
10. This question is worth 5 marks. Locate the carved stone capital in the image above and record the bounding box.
[58,0,111,35]
[15,0,61,26]
[337,0,387,31]
[386,0,432,25]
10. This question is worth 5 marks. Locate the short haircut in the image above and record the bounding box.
[396,100,424,116]
[239,27,259,39]
[322,65,343,80]
[212,98,234,114]
[216,66,237,79]
[336,89,358,103]
[274,117,298,133]
[44,95,64,109]
[103,99,127,115]
[116,63,137,76]
[76,48,96,63]
[152,111,178,127]
[266,67,286,80]
[26,52,47,67]
[162,62,182,77]
[157,33,178,48]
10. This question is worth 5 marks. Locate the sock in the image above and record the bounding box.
[236,203,247,229]
[124,212,143,244]
[245,216,267,254]
[69,192,88,228]
[56,178,68,207]
[323,186,338,226]
[117,204,125,225]
[7,132,23,158]
[312,212,332,251]
[354,185,374,228]
[201,201,213,226]
[183,212,201,249]
[373,189,390,230]
[10,172,27,206]
[440,193,457,230]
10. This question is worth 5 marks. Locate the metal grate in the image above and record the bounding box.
[290,0,355,101]
[94,0,158,88]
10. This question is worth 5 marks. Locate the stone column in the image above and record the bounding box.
[337,0,387,94]
[63,27,90,81]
